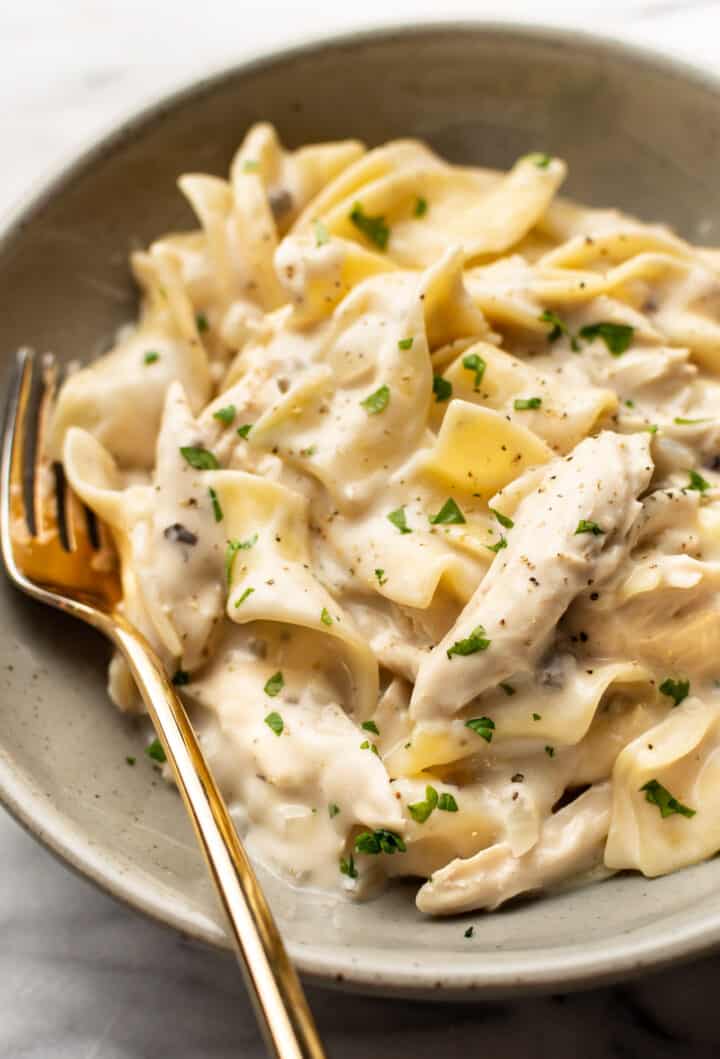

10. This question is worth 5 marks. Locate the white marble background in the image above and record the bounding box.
[4,1,720,1056]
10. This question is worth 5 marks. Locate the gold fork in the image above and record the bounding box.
[0,348,326,1059]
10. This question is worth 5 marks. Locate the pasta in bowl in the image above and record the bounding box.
[50,122,720,917]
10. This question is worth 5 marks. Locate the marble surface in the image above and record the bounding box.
[4,1,720,1056]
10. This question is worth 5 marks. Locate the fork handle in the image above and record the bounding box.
[108,614,326,1059]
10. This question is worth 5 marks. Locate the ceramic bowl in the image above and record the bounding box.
[2,23,720,1000]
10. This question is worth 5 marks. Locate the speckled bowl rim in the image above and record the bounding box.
[3,20,720,998]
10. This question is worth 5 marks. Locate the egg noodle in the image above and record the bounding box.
[51,125,720,914]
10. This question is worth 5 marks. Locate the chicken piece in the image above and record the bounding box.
[411,431,653,719]
[416,783,611,914]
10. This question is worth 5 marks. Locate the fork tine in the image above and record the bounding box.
[1,349,35,581]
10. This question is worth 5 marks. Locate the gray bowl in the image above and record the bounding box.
[2,23,720,1000]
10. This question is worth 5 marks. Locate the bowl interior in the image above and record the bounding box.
[2,24,720,997]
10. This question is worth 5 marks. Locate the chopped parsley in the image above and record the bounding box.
[320,607,333,626]
[234,586,255,607]
[236,424,253,440]
[300,445,317,457]
[462,352,486,391]
[575,519,604,536]
[354,829,406,855]
[643,424,659,435]
[674,416,711,425]
[539,309,578,349]
[578,322,634,356]
[514,396,542,411]
[688,469,710,493]
[447,626,491,659]
[209,487,223,523]
[429,497,466,525]
[329,803,341,818]
[499,682,516,696]
[339,855,358,879]
[362,720,380,735]
[242,159,259,172]
[264,712,284,736]
[387,506,411,534]
[360,384,390,415]
[465,716,495,743]
[180,445,219,470]
[213,404,236,425]
[486,536,507,554]
[526,152,551,168]
[437,792,458,813]
[625,399,635,408]
[374,568,388,586]
[171,669,190,687]
[126,756,136,766]
[398,337,414,350]
[640,779,695,819]
[349,202,390,250]
[414,196,428,217]
[533,713,542,721]
[359,739,379,756]
[195,311,210,333]
[464,926,474,938]
[264,671,284,698]
[314,219,330,246]
[408,785,438,824]
[545,745,555,758]
[225,534,257,584]
[659,677,690,707]
[490,507,514,529]
[432,374,452,403]
[143,350,160,365]
[146,738,166,764]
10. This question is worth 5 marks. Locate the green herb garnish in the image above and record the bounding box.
[126,756,136,766]
[264,671,284,697]
[146,738,166,764]
[242,159,259,172]
[398,337,414,350]
[527,152,551,168]
[575,519,604,536]
[437,792,458,812]
[462,352,486,391]
[234,586,255,607]
[640,779,695,819]
[359,739,379,756]
[374,568,388,586]
[360,384,390,415]
[414,196,428,217]
[539,309,577,349]
[432,374,452,403]
[195,311,209,333]
[465,716,495,743]
[659,677,690,707]
[387,507,411,534]
[429,498,466,526]
[362,720,380,735]
[490,507,514,529]
[464,926,474,938]
[354,829,406,855]
[264,711,284,736]
[533,712,542,721]
[408,785,439,824]
[578,322,634,356]
[688,469,710,493]
[674,417,711,425]
[545,745,555,758]
[213,404,236,425]
[486,536,507,554]
[340,855,358,878]
[236,424,253,439]
[143,351,160,365]
[329,803,340,818]
[225,534,257,584]
[514,397,542,411]
[499,682,516,696]
[180,446,219,470]
[320,607,333,626]
[349,202,390,250]
[209,487,223,523]
[448,626,491,659]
